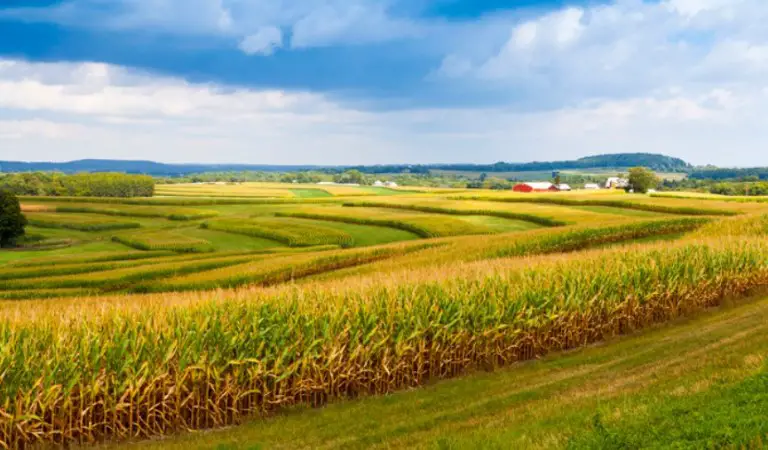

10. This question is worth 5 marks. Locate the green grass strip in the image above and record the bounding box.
[342,201,567,227]
[19,195,341,206]
[55,205,219,221]
[452,196,739,217]
[26,218,141,232]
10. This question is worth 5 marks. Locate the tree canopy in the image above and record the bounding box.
[0,191,26,247]
[0,172,154,197]
[627,167,660,194]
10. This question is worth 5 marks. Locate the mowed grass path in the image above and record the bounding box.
[114,295,768,450]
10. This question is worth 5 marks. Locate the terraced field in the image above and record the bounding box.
[2,187,767,449]
[25,212,141,231]
[155,182,408,199]
[112,230,215,253]
[276,206,501,237]
[203,217,356,248]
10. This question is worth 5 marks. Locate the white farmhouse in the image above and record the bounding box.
[605,177,629,189]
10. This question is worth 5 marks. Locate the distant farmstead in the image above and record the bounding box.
[605,177,629,189]
[512,182,559,193]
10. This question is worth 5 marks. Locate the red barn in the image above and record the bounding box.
[512,182,558,193]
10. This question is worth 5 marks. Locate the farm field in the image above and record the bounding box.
[118,293,768,450]
[1,184,768,448]
[155,182,413,199]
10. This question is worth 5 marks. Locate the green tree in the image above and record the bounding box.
[0,191,26,247]
[334,170,365,185]
[627,167,660,194]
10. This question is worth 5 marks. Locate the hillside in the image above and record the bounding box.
[0,159,322,175]
[427,153,691,173]
[0,153,691,176]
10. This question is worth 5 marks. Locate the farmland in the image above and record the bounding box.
[1,182,768,449]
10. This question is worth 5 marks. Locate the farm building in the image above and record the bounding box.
[318,181,361,187]
[584,183,601,190]
[605,177,629,189]
[512,182,558,193]
[385,181,399,188]
[556,184,572,191]
[373,180,385,187]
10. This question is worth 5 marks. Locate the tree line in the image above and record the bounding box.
[689,168,768,181]
[0,172,154,197]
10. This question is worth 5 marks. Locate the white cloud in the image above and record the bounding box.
[290,3,420,48]
[239,26,283,55]
[4,1,768,166]
[0,120,82,141]
[428,0,768,116]
[1,57,768,166]
[665,0,737,17]
[2,0,421,54]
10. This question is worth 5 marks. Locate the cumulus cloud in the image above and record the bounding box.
[1,0,421,54]
[1,57,768,166]
[4,1,768,165]
[239,26,283,55]
[437,0,768,109]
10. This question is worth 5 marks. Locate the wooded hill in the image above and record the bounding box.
[1,153,691,176]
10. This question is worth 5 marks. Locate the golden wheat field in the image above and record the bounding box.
[2,185,768,449]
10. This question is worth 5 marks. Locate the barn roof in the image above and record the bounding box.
[521,182,555,190]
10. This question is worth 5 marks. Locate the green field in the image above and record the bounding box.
[1,185,767,449]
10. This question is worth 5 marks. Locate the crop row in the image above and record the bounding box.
[112,231,214,253]
[490,217,711,258]
[55,205,220,221]
[25,213,141,232]
[1,236,767,447]
[5,251,176,268]
[650,193,768,203]
[0,253,260,292]
[140,242,436,293]
[276,210,490,238]
[287,217,714,283]
[202,218,355,248]
[451,195,739,216]
[342,201,567,227]
[0,288,93,301]
[0,250,256,281]
[19,195,340,206]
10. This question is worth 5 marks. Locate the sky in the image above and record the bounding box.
[0,0,767,166]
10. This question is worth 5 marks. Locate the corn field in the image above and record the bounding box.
[202,217,356,248]
[1,235,767,447]
[6,188,768,448]
[112,231,215,253]
[25,213,141,232]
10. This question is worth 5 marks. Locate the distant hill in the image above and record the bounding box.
[0,153,691,176]
[0,159,323,175]
[426,153,691,174]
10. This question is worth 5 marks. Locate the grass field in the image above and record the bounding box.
[1,186,767,449]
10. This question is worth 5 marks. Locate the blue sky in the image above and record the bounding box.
[1,0,767,165]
